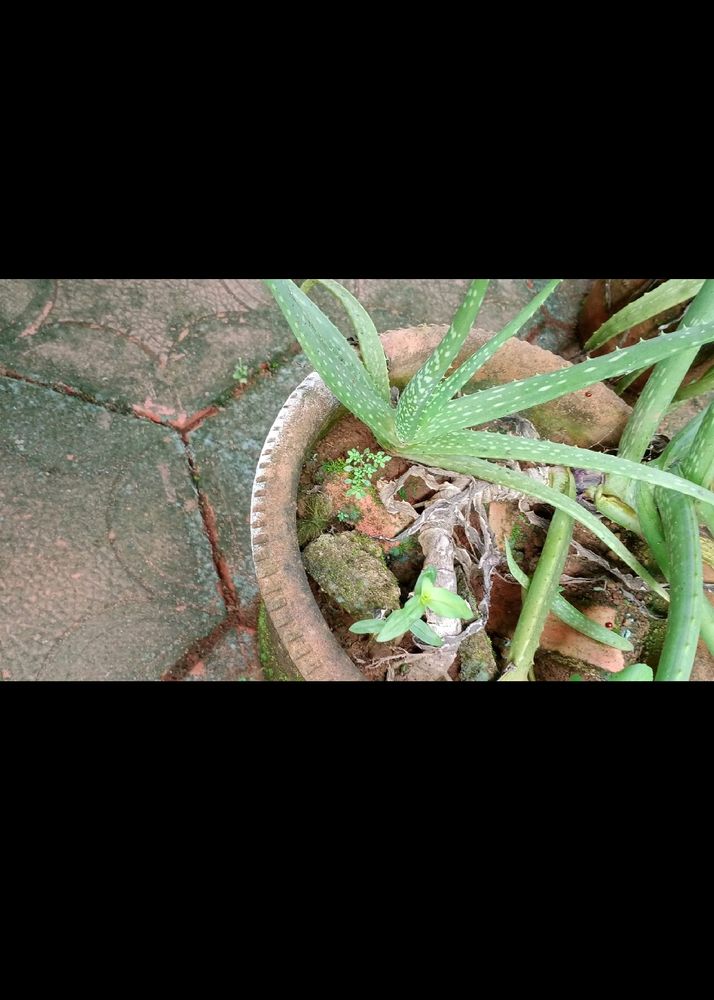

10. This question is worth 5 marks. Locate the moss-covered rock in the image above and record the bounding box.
[460,629,499,682]
[303,531,401,616]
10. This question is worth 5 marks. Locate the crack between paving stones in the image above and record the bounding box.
[1,365,261,681]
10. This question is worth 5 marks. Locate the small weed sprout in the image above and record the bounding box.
[337,506,362,524]
[297,492,333,546]
[349,567,473,647]
[232,359,250,384]
[321,458,347,476]
[343,448,389,500]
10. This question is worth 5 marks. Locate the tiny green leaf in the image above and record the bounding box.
[409,618,444,647]
[375,597,423,643]
[348,618,387,635]
[413,567,437,595]
[423,586,474,620]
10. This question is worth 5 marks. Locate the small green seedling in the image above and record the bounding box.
[232,359,250,383]
[389,535,419,558]
[349,567,473,647]
[343,448,390,500]
[321,458,346,476]
[337,506,362,523]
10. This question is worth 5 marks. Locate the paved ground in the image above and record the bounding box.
[0,278,590,680]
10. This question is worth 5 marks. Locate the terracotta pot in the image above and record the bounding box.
[250,326,632,682]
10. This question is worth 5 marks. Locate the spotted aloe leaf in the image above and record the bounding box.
[414,319,714,441]
[604,279,714,500]
[405,428,714,511]
[264,279,397,445]
[300,279,391,403]
[680,400,714,488]
[413,279,562,435]
[674,363,714,402]
[584,278,705,351]
[401,449,668,600]
[395,279,489,442]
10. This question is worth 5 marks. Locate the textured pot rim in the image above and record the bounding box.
[250,370,362,680]
[250,325,632,682]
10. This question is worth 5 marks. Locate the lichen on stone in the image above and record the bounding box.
[302,531,401,616]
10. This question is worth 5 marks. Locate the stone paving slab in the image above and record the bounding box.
[184,629,259,681]
[0,378,224,680]
[0,279,295,419]
[190,356,312,609]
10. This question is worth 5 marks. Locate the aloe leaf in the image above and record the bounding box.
[420,320,714,440]
[402,449,668,601]
[635,481,669,573]
[699,502,714,539]
[409,618,444,647]
[654,488,703,681]
[348,618,387,635]
[584,278,704,351]
[409,428,714,511]
[395,279,489,442]
[504,539,633,652]
[680,402,714,488]
[610,663,653,681]
[264,279,397,444]
[654,407,708,471]
[674,363,714,401]
[413,279,562,434]
[605,279,714,498]
[300,279,391,404]
[500,469,575,681]
[614,367,648,395]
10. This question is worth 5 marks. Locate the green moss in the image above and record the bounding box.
[322,458,346,476]
[296,491,333,546]
[639,617,668,667]
[257,603,298,681]
[460,629,498,681]
[302,531,400,615]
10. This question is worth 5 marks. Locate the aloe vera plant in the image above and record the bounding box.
[265,278,714,679]
[586,280,714,681]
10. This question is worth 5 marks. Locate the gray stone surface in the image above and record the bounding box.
[189,356,311,607]
[0,279,297,417]
[184,629,259,681]
[0,378,224,680]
